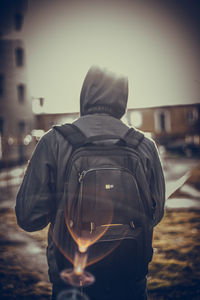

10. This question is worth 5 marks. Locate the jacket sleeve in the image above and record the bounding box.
[149,141,166,226]
[15,134,57,232]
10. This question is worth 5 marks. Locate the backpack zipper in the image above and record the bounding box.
[78,167,134,183]
[65,146,149,216]
[78,166,143,214]
[66,145,145,186]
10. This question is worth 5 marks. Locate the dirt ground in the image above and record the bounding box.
[0,161,200,299]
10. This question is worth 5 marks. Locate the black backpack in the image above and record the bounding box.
[53,123,154,282]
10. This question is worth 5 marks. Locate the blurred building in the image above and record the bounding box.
[35,112,79,134]
[34,103,200,157]
[0,0,35,168]
[34,103,200,142]
[127,103,200,156]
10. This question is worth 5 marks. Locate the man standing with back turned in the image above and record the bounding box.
[16,65,165,300]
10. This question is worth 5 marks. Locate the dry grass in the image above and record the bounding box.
[0,207,200,299]
[148,209,200,299]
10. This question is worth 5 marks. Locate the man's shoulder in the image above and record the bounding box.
[134,129,155,147]
[36,127,59,147]
[143,132,156,147]
[135,130,159,157]
[41,128,56,140]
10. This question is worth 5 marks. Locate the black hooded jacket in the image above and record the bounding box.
[15,66,165,283]
[80,65,128,118]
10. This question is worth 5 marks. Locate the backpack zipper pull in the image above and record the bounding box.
[78,171,85,183]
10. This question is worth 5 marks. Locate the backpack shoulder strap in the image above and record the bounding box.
[54,124,144,149]
[53,123,87,148]
[123,128,144,148]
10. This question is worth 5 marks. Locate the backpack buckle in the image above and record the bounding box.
[69,220,73,228]
[90,222,95,233]
[130,221,135,230]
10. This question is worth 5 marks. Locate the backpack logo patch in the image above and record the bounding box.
[105,184,114,190]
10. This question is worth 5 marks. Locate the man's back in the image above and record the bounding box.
[16,65,165,300]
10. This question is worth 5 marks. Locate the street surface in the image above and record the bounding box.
[0,155,199,299]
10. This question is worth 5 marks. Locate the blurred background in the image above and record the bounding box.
[0,0,200,299]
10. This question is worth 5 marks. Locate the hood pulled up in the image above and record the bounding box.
[80,65,128,119]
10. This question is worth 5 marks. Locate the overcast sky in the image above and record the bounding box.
[21,0,200,113]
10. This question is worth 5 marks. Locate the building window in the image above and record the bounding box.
[14,13,24,31]
[17,84,25,102]
[187,108,198,126]
[18,121,26,134]
[129,111,143,128]
[0,119,3,159]
[15,47,24,66]
[154,110,171,133]
[0,74,4,96]
[160,112,166,132]
[0,118,3,134]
